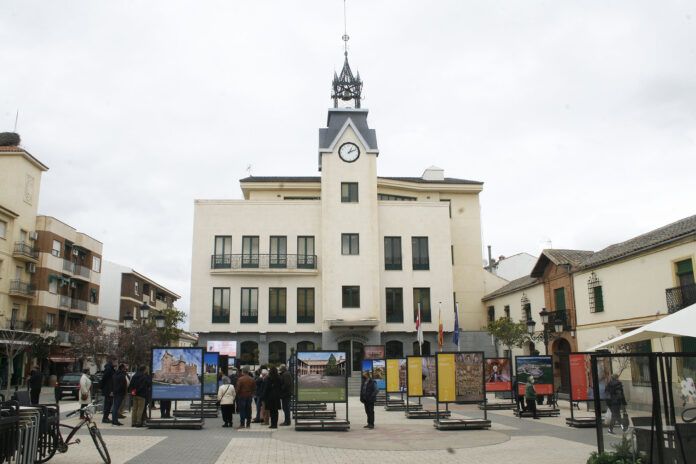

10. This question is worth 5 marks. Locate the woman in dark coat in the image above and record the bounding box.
[263,367,283,429]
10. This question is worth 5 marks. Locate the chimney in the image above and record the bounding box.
[422,166,445,181]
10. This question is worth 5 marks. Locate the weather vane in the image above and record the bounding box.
[342,0,349,55]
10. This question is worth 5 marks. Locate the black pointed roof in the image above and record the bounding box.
[331,53,363,108]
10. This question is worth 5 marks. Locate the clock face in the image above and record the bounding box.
[339,142,360,162]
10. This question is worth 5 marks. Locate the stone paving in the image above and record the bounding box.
[33,395,613,464]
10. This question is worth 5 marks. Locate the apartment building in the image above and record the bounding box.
[100,260,180,324]
[190,51,493,371]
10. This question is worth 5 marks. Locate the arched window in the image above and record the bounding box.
[240,341,259,364]
[385,340,403,358]
[412,341,430,356]
[296,341,315,353]
[268,341,287,365]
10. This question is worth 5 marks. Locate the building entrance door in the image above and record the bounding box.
[337,340,364,376]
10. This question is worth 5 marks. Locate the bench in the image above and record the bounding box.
[434,418,491,430]
[294,410,337,420]
[146,417,204,429]
[294,419,350,431]
[406,410,451,420]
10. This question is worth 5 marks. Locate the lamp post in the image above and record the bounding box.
[123,312,134,329]
[139,302,150,320]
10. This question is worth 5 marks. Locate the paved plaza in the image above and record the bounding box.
[41,395,614,464]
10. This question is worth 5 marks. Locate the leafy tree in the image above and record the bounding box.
[31,329,58,373]
[486,318,531,354]
[156,308,187,346]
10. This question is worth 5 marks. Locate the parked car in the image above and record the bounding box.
[55,372,82,400]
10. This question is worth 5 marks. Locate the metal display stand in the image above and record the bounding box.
[563,352,597,428]
[293,350,350,431]
[383,358,412,411]
[513,355,560,418]
[146,346,205,429]
[479,355,516,411]
[434,351,491,430]
[405,355,451,420]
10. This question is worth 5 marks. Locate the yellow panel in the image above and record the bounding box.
[407,357,423,396]
[386,359,400,393]
[437,353,456,403]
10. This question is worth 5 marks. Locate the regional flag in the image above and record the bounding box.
[416,303,424,351]
[453,302,460,349]
[437,307,444,351]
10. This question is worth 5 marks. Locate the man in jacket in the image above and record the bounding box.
[100,357,116,423]
[605,373,627,433]
[128,366,150,427]
[111,364,128,426]
[235,366,256,429]
[28,368,43,405]
[525,376,539,419]
[360,370,378,429]
[278,364,293,426]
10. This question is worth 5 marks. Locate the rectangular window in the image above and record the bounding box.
[377,193,416,201]
[269,236,287,268]
[46,313,55,328]
[134,281,139,296]
[212,288,230,323]
[297,288,315,323]
[341,182,358,202]
[212,236,232,268]
[504,305,510,319]
[51,240,61,257]
[487,306,495,323]
[676,258,695,287]
[523,303,532,321]
[384,237,402,270]
[92,256,101,273]
[269,288,287,323]
[386,288,404,323]
[241,288,258,323]
[554,287,567,321]
[341,233,359,255]
[297,236,315,268]
[242,236,259,268]
[630,340,652,386]
[592,286,605,313]
[413,288,431,322]
[48,277,58,294]
[342,286,360,308]
[90,288,98,304]
[412,237,430,270]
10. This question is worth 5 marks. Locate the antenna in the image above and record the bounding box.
[14,109,19,132]
[342,0,349,55]
[246,164,252,177]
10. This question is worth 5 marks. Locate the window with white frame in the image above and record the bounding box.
[48,277,58,294]
[52,240,61,257]
[92,256,101,272]
[134,281,140,296]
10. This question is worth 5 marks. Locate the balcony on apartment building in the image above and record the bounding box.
[666,283,696,313]
[62,259,91,281]
[4,318,32,331]
[210,254,319,274]
[58,295,89,313]
[9,280,36,298]
[13,241,39,263]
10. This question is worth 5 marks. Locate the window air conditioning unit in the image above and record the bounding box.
[72,249,79,256]
[29,231,39,241]
[27,263,36,273]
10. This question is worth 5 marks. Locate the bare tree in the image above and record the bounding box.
[70,319,118,370]
[1,328,38,398]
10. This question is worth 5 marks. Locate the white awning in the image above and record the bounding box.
[589,302,696,350]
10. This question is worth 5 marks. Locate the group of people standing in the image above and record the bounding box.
[99,357,159,427]
[217,364,294,429]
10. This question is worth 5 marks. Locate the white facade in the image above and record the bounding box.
[190,106,493,366]
[490,252,538,281]
[99,260,133,322]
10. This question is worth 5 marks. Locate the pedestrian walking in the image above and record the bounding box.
[513,377,525,412]
[525,376,539,419]
[218,376,236,428]
[235,366,256,429]
[111,364,128,426]
[79,369,92,418]
[128,366,150,427]
[28,368,43,405]
[360,370,378,429]
[263,367,282,429]
[252,368,264,423]
[605,373,627,434]
[279,364,293,426]
[101,357,116,424]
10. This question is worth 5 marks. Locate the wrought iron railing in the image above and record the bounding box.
[666,283,696,313]
[385,257,402,270]
[9,280,35,296]
[13,241,38,260]
[412,256,430,270]
[5,319,32,330]
[210,254,317,270]
[59,295,71,308]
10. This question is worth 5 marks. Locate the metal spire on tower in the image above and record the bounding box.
[331,0,363,108]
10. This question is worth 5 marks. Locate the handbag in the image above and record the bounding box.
[81,392,88,402]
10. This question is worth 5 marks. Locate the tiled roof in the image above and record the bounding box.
[482,275,540,301]
[240,176,321,183]
[239,175,482,185]
[380,176,483,185]
[0,146,25,152]
[530,249,594,277]
[578,214,696,270]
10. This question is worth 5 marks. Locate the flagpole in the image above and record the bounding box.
[455,302,460,351]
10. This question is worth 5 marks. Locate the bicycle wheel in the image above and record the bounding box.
[88,423,111,464]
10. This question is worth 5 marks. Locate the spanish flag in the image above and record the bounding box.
[437,306,444,351]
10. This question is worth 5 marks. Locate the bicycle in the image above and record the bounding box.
[36,401,111,464]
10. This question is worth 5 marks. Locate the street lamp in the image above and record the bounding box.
[539,308,550,325]
[537,308,565,355]
[526,319,537,335]
[154,312,165,329]
[123,313,134,329]
[139,302,150,320]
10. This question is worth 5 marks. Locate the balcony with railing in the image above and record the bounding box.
[412,256,430,270]
[4,319,32,331]
[666,283,696,313]
[9,280,36,298]
[13,242,39,262]
[210,254,318,274]
[62,259,90,280]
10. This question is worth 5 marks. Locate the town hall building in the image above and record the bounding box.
[189,47,494,372]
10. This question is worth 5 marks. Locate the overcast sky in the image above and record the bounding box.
[2,1,694,325]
